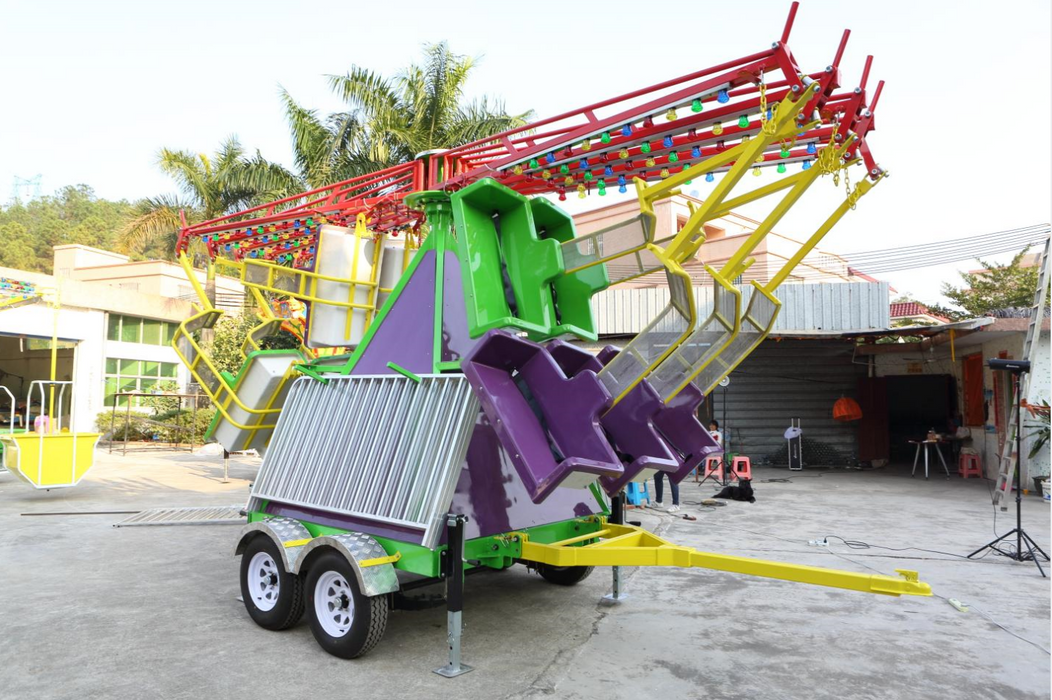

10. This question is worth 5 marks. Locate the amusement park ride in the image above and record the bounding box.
[0,279,99,488]
[171,3,931,670]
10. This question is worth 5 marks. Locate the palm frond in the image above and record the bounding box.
[117,194,196,255]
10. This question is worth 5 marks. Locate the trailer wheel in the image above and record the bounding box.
[537,564,594,586]
[240,536,304,630]
[305,551,388,659]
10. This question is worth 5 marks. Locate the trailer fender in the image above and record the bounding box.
[235,517,313,572]
[292,532,400,597]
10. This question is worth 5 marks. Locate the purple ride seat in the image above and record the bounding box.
[548,340,682,493]
[565,343,720,489]
[462,330,623,503]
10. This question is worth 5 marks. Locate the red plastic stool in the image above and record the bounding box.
[731,455,752,481]
[958,451,983,479]
[697,455,724,483]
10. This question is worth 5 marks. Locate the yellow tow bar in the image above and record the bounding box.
[518,523,931,598]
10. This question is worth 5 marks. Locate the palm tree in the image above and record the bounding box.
[120,136,302,258]
[283,42,533,189]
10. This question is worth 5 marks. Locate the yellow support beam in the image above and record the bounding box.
[518,523,931,598]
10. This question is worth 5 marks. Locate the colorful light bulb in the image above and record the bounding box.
[604,165,614,176]
[546,152,556,163]
[712,122,723,136]
[777,162,786,173]
[581,140,592,152]
[529,158,539,169]
[601,131,611,144]
[619,183,628,194]
[738,115,749,128]
[560,164,570,175]
[668,151,679,163]
[617,175,626,186]
[558,188,567,201]
[660,168,670,178]
[579,158,589,169]
[643,115,654,128]
[663,135,674,148]
[645,157,656,167]
[691,145,701,158]
[640,141,651,154]
[584,171,593,181]
[752,166,761,176]
[691,98,703,112]
[513,164,523,175]
[622,124,632,137]
[564,176,574,186]
[705,172,715,183]
[541,169,552,180]
[802,160,812,170]
[717,89,729,103]
[780,148,790,158]
[665,108,677,121]
[619,148,630,159]
[807,142,817,155]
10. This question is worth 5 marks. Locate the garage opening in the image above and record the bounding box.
[0,333,77,431]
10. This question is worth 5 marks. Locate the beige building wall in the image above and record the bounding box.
[53,245,245,306]
[571,194,855,288]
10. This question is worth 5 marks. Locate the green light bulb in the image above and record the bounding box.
[529,158,539,168]
[780,148,789,159]
[691,98,703,113]
[777,163,786,173]
[738,115,749,128]
[640,141,652,154]
[600,132,611,144]
[560,164,570,175]
[668,151,679,163]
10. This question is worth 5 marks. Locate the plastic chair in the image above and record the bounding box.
[731,455,752,481]
[958,450,983,479]
[697,455,723,483]
[626,481,650,506]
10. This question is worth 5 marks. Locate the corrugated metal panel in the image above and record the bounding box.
[710,339,865,466]
[591,282,889,335]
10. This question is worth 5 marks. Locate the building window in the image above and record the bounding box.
[106,314,176,346]
[962,353,984,426]
[103,357,179,408]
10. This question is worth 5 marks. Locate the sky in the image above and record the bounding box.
[1,0,1049,304]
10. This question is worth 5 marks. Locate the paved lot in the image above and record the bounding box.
[1,450,1049,699]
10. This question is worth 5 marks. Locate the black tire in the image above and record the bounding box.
[239,536,304,630]
[537,563,594,586]
[304,551,389,659]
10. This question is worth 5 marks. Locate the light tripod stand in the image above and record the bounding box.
[968,360,1049,577]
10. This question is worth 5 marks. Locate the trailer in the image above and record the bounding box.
[172,3,930,673]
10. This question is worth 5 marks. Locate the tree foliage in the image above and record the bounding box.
[941,248,1043,317]
[0,185,132,272]
[282,42,533,188]
[119,136,302,260]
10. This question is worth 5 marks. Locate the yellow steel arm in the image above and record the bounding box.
[519,522,931,598]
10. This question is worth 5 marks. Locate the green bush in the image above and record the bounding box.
[96,409,157,441]
[96,406,217,443]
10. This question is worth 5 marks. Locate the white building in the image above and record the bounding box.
[0,245,244,433]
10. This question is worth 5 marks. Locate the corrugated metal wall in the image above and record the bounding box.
[592,281,890,335]
[708,339,866,466]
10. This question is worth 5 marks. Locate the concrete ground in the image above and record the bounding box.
[1,450,1049,700]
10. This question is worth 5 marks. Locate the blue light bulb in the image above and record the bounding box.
[717,89,729,104]
[766,109,772,121]
[579,158,589,169]
[604,165,614,176]
[807,142,817,155]
[617,175,626,186]
[545,152,556,164]
[691,145,701,158]
[622,124,632,137]
[618,184,628,194]
[663,135,674,148]
[802,160,812,170]
[705,172,715,183]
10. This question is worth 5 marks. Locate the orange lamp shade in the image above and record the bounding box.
[833,397,863,422]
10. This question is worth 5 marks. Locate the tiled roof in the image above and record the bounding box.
[890,302,950,322]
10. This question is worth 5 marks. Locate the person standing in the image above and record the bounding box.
[651,470,680,513]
